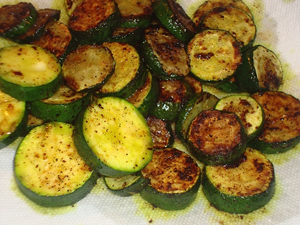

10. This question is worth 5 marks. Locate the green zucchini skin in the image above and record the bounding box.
[215,79,242,93]
[105,27,143,46]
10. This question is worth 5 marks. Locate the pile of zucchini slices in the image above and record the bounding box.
[0,0,300,214]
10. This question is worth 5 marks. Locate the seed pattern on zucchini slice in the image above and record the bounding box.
[202,148,275,214]
[14,122,98,207]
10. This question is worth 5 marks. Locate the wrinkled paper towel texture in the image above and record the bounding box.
[0,0,300,224]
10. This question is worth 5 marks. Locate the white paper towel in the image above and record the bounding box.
[0,0,300,224]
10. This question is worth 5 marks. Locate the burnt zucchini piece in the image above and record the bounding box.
[236,45,283,94]
[140,148,201,210]
[115,0,153,28]
[187,109,247,165]
[62,44,115,92]
[141,25,190,80]
[193,0,252,27]
[68,0,120,45]
[145,115,174,149]
[200,6,256,51]
[0,2,38,40]
[151,79,193,121]
[152,0,196,43]
[17,9,61,44]
[202,148,275,214]
[249,91,300,154]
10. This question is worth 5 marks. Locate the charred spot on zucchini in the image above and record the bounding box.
[152,0,196,43]
[68,0,120,45]
[202,148,275,214]
[74,97,153,177]
[141,25,190,80]
[0,90,28,149]
[187,29,242,85]
[140,148,201,210]
[146,115,174,149]
[0,44,63,101]
[62,44,115,92]
[236,45,283,94]
[0,2,38,40]
[14,122,98,207]
[187,109,247,165]
[249,91,300,154]
[215,95,264,141]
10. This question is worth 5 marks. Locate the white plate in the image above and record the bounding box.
[1,0,300,224]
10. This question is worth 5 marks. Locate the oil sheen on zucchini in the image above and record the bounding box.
[14,122,98,207]
[140,148,201,210]
[0,44,63,101]
[74,97,153,177]
[202,148,275,214]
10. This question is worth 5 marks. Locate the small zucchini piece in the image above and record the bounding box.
[200,6,256,51]
[151,79,193,121]
[145,115,174,149]
[0,44,63,101]
[183,75,203,94]
[193,0,252,28]
[105,27,143,46]
[215,76,242,93]
[152,0,196,43]
[115,0,153,28]
[68,0,120,45]
[29,85,91,124]
[64,0,84,16]
[104,172,149,197]
[215,95,264,141]
[127,70,159,117]
[14,122,98,207]
[62,44,115,92]
[202,148,275,214]
[140,148,201,210]
[141,25,190,80]
[187,109,247,165]
[74,97,153,177]
[249,91,300,154]
[0,2,38,40]
[94,42,146,99]
[175,92,219,146]
[187,29,242,85]
[24,114,44,135]
[0,91,28,149]
[236,45,283,94]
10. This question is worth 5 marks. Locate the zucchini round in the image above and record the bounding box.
[74,97,153,177]
[202,148,275,214]
[14,122,98,207]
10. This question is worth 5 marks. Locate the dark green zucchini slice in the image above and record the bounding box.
[62,44,115,92]
[175,92,219,146]
[94,42,146,99]
[68,0,120,45]
[187,109,247,165]
[141,25,190,80]
[0,44,63,101]
[152,0,196,43]
[14,122,98,207]
[127,70,159,117]
[151,79,193,121]
[215,95,264,141]
[74,97,153,177]
[105,27,143,46]
[200,6,256,51]
[29,85,91,123]
[145,115,174,149]
[215,76,242,93]
[115,0,153,28]
[17,8,61,44]
[140,148,201,210]
[0,91,28,149]
[202,148,275,214]
[249,91,300,154]
[236,45,283,94]
[0,2,38,40]
[104,172,149,197]
[193,0,252,27]
[187,29,242,85]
